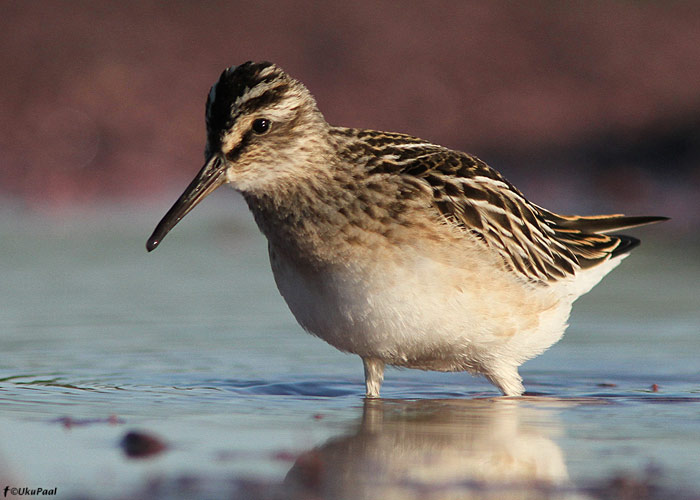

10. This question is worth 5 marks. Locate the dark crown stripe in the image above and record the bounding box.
[206,61,278,145]
[238,83,291,115]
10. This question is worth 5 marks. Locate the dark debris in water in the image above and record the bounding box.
[584,466,698,500]
[120,430,167,459]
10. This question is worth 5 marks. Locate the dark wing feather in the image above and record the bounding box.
[537,210,668,234]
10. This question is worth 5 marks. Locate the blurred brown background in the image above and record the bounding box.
[1,1,698,231]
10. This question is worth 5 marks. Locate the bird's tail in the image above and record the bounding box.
[535,208,668,267]
[540,212,669,235]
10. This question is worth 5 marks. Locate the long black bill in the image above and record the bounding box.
[146,155,227,252]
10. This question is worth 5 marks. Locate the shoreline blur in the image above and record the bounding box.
[1,2,698,232]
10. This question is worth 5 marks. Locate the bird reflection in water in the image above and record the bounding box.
[286,398,581,500]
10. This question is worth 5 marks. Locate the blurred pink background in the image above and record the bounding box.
[1,1,698,230]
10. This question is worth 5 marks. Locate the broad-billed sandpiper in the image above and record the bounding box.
[147,62,666,397]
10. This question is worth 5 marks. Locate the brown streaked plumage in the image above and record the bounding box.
[147,61,667,397]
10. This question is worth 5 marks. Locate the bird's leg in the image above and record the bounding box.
[362,358,385,398]
[485,364,525,396]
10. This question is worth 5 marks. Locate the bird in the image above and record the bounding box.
[147,61,666,397]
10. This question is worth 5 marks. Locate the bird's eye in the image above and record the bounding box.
[252,118,271,134]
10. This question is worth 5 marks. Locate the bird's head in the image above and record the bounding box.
[147,61,329,251]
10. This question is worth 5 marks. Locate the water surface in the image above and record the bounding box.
[1,201,698,499]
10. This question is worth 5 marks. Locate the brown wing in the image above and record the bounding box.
[361,134,665,283]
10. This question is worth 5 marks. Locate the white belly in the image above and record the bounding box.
[269,243,572,374]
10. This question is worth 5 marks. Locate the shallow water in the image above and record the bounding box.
[1,200,699,499]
